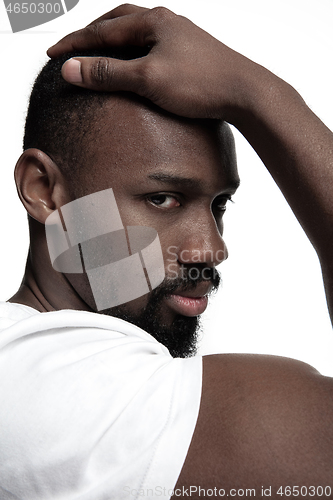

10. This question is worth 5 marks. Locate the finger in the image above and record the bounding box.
[47,13,151,58]
[61,56,149,95]
[87,4,149,26]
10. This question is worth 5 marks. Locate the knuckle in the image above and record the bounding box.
[118,3,133,10]
[150,6,173,19]
[143,7,176,42]
[110,3,136,17]
[89,58,113,88]
[147,6,174,25]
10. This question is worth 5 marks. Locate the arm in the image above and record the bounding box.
[178,354,333,494]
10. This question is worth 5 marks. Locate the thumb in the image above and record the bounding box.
[61,56,147,93]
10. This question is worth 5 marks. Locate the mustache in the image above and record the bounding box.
[102,265,221,319]
[151,265,221,298]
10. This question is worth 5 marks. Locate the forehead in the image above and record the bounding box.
[79,96,238,195]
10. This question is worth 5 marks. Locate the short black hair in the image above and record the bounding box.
[24,47,149,184]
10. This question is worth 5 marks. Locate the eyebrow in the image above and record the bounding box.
[147,173,203,191]
[147,172,240,192]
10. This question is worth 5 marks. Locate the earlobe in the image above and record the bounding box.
[14,148,69,224]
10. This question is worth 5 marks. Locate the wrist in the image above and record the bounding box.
[221,59,302,129]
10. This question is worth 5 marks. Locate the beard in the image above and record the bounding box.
[100,265,221,358]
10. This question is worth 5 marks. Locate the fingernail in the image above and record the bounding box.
[62,58,82,84]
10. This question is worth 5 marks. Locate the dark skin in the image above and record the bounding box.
[10,3,333,497]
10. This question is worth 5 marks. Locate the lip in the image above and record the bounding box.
[167,294,209,317]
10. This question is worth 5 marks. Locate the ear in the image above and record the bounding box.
[14,148,70,224]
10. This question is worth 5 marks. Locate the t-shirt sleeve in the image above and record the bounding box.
[0,310,202,500]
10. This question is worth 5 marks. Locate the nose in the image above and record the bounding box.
[177,216,228,268]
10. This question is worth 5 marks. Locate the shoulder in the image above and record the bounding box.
[0,306,203,498]
[177,354,333,495]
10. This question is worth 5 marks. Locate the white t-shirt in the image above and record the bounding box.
[0,302,202,500]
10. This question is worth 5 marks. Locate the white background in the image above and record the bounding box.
[0,0,332,375]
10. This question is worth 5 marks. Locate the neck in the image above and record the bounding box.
[9,218,92,313]
[9,255,55,312]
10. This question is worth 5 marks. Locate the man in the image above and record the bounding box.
[0,4,333,499]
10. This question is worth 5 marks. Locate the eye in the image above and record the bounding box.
[213,194,233,213]
[147,194,181,209]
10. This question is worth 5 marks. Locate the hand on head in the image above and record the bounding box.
[47,3,256,121]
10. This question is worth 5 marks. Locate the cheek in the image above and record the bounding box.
[114,199,181,244]
[112,196,152,227]
[159,230,182,280]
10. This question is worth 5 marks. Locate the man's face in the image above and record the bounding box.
[64,96,239,357]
